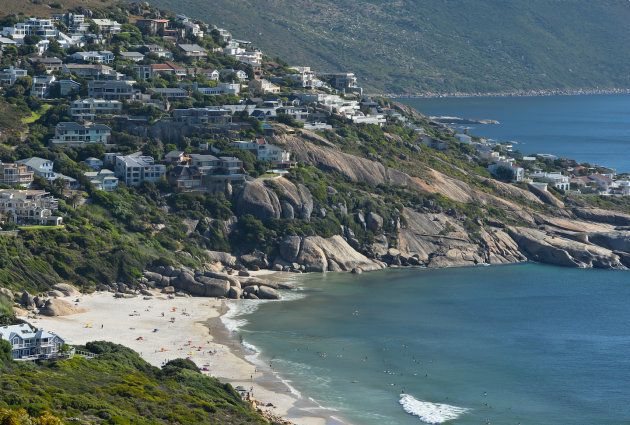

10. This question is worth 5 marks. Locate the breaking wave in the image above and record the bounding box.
[399,394,470,424]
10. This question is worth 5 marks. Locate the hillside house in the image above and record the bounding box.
[17,157,55,180]
[114,153,166,186]
[30,75,56,98]
[0,162,34,186]
[0,67,27,85]
[0,189,62,225]
[177,43,206,58]
[88,80,136,101]
[50,122,111,146]
[84,169,119,191]
[0,323,66,361]
[70,98,122,120]
[91,19,121,35]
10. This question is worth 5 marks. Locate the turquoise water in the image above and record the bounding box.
[238,264,630,424]
[400,95,630,172]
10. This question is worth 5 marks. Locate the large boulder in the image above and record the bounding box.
[258,286,280,300]
[239,251,269,269]
[21,291,35,310]
[197,276,230,297]
[279,235,302,263]
[52,283,81,297]
[0,287,13,300]
[228,287,243,299]
[268,178,314,220]
[573,208,630,226]
[236,180,282,220]
[508,227,623,268]
[367,212,384,232]
[205,250,237,267]
[39,299,87,316]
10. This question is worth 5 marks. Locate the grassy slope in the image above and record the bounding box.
[0,341,272,424]
[144,0,630,93]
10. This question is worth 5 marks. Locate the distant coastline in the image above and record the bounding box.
[382,87,630,99]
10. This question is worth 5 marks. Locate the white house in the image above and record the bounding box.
[114,153,166,186]
[196,83,240,95]
[0,323,66,361]
[70,98,122,120]
[17,157,55,180]
[30,75,56,98]
[530,171,570,190]
[91,18,121,34]
[70,51,114,64]
[0,189,62,225]
[84,169,118,191]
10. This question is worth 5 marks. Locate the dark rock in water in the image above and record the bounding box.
[245,293,259,300]
[243,285,259,294]
[258,286,280,300]
[351,268,363,274]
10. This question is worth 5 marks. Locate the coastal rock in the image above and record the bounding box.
[162,286,175,294]
[235,180,282,220]
[527,184,565,208]
[508,227,624,268]
[202,271,240,287]
[205,251,237,267]
[268,177,314,220]
[258,286,280,300]
[587,231,630,253]
[279,235,301,263]
[239,251,269,269]
[228,287,243,299]
[367,212,384,232]
[39,299,87,316]
[245,293,259,300]
[573,208,630,226]
[296,235,383,272]
[52,283,81,297]
[243,285,259,294]
[20,291,35,310]
[33,296,45,309]
[197,277,230,297]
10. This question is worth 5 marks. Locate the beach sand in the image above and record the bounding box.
[24,276,340,425]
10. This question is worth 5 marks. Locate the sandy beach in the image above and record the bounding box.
[23,273,340,425]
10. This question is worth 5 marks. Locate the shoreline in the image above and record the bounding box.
[379,87,630,99]
[21,271,348,425]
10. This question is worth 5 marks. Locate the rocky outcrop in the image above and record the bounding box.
[236,180,282,220]
[236,177,314,222]
[508,227,624,268]
[39,299,88,316]
[52,283,81,297]
[396,208,525,268]
[573,208,630,226]
[528,184,565,208]
[278,235,383,272]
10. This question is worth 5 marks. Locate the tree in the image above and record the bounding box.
[493,165,515,182]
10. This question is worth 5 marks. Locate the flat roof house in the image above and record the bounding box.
[178,43,207,57]
[50,122,111,146]
[0,323,66,361]
[70,98,122,120]
[88,80,136,101]
[114,153,166,186]
[84,169,119,191]
[91,18,121,34]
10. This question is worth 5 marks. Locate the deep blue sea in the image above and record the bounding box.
[236,265,630,424]
[400,95,630,172]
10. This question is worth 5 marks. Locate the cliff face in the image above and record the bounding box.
[242,128,630,272]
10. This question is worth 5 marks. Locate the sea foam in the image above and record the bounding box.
[399,394,469,424]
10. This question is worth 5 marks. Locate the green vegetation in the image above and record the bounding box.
[0,341,273,424]
[148,0,630,93]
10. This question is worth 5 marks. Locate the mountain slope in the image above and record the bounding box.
[146,0,630,93]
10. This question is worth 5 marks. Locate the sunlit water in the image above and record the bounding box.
[400,95,630,172]
[233,265,630,424]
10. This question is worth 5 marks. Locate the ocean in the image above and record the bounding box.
[232,264,630,424]
[399,95,630,172]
